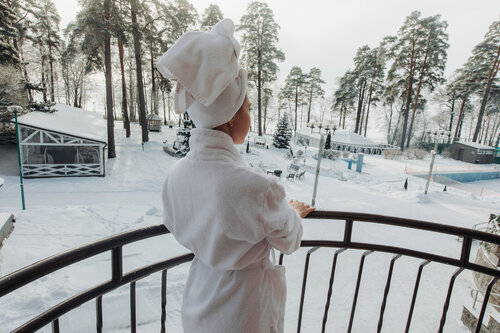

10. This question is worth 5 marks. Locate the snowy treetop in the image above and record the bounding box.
[13,103,107,144]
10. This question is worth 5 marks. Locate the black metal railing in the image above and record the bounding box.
[1,210,499,333]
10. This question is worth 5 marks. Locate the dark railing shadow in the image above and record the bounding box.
[1,211,499,333]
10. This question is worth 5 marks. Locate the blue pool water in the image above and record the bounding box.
[436,171,499,183]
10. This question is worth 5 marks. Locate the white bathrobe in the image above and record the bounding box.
[162,128,303,333]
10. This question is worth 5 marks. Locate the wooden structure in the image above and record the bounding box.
[453,142,495,164]
[14,104,107,178]
[146,114,162,132]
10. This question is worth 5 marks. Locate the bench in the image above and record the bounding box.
[254,136,266,148]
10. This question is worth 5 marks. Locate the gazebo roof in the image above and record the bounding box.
[146,114,162,121]
[13,103,107,144]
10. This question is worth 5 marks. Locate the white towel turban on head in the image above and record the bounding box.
[156,18,247,129]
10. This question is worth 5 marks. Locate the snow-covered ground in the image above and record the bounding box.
[0,122,499,332]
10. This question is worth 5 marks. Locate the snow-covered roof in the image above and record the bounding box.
[296,128,380,147]
[13,103,107,144]
[456,141,494,150]
[146,114,162,121]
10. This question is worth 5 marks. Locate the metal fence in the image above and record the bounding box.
[1,211,499,332]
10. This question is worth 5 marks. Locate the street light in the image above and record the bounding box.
[7,105,26,210]
[424,129,451,195]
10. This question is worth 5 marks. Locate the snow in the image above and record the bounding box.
[296,128,381,147]
[13,103,107,144]
[0,177,3,187]
[456,141,495,150]
[0,122,499,332]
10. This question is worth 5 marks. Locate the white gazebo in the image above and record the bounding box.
[296,128,384,154]
[12,103,107,178]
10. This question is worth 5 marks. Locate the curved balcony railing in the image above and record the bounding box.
[1,211,499,333]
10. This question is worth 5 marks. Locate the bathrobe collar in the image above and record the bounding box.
[187,128,243,163]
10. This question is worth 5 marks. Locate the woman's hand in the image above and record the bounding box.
[289,199,315,218]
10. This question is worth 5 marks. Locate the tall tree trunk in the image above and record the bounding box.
[131,0,148,142]
[150,44,158,115]
[387,103,394,144]
[257,52,263,136]
[354,79,366,134]
[363,80,374,137]
[48,43,55,102]
[400,39,416,151]
[104,0,116,158]
[448,94,455,143]
[453,98,466,141]
[118,37,130,137]
[294,84,299,133]
[473,45,500,142]
[41,51,48,103]
[162,89,166,125]
[307,86,313,124]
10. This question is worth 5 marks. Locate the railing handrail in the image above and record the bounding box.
[1,210,500,332]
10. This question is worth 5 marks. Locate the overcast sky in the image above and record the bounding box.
[53,0,499,93]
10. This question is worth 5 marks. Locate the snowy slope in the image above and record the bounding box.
[0,122,499,332]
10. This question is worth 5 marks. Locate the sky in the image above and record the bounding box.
[53,0,500,93]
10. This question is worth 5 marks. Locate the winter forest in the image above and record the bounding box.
[0,0,499,158]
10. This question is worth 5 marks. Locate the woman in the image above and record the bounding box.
[157,19,314,332]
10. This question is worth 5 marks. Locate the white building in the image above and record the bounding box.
[13,104,107,178]
[295,128,387,154]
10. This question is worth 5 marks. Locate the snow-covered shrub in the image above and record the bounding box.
[382,149,402,160]
[403,149,427,160]
[0,64,29,122]
[482,214,500,255]
[342,151,350,158]
[323,149,341,160]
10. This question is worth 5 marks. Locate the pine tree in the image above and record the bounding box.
[238,1,285,136]
[324,132,331,150]
[305,67,325,124]
[273,114,292,148]
[333,70,357,129]
[282,66,306,132]
[385,11,449,150]
[0,1,20,65]
[200,4,223,31]
[471,20,500,142]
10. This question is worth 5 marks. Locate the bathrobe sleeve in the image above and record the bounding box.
[262,179,303,254]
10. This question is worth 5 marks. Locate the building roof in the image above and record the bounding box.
[456,141,494,150]
[146,114,163,121]
[13,103,107,144]
[297,128,380,148]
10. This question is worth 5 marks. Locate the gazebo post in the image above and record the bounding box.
[9,106,26,210]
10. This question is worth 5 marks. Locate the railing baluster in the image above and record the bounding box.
[438,267,464,332]
[297,247,320,333]
[343,219,353,246]
[112,246,123,282]
[460,236,472,264]
[130,281,136,333]
[51,318,59,333]
[475,277,499,333]
[405,260,430,333]
[321,248,347,333]
[347,250,373,333]
[161,270,167,333]
[377,254,402,333]
[96,295,103,333]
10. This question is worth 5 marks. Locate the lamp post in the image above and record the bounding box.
[8,105,26,210]
[424,129,450,195]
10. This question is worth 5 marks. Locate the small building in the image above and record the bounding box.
[295,128,384,154]
[453,141,495,164]
[146,114,162,132]
[12,103,107,177]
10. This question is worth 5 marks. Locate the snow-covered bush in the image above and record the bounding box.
[382,149,402,160]
[0,64,29,122]
[323,149,341,160]
[403,149,427,160]
[342,151,350,158]
[482,214,500,255]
